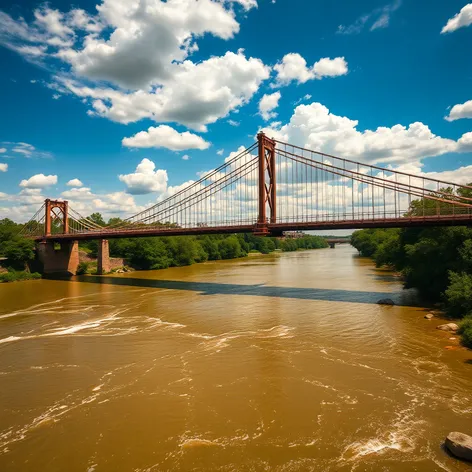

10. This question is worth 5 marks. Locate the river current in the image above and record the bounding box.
[0,246,471,471]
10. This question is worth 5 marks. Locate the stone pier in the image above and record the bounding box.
[36,240,79,276]
[97,239,110,275]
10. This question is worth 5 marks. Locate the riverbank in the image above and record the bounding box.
[351,228,472,349]
[76,234,328,275]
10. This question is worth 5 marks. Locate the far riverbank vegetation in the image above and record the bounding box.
[350,184,472,349]
[0,216,328,282]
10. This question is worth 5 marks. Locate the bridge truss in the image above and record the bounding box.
[22,133,472,241]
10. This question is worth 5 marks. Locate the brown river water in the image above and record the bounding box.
[0,245,471,472]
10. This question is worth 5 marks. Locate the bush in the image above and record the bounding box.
[76,262,90,275]
[458,315,472,348]
[444,272,472,318]
[0,271,41,283]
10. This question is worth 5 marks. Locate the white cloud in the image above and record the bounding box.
[66,178,84,187]
[337,0,401,34]
[441,4,472,34]
[217,149,224,155]
[458,132,472,153]
[274,53,348,86]
[58,0,241,90]
[0,2,271,135]
[61,187,94,200]
[61,50,269,131]
[227,119,240,126]
[1,142,52,159]
[228,0,258,10]
[122,125,210,151]
[182,154,190,160]
[119,158,168,195]
[19,174,58,189]
[313,57,349,78]
[0,148,6,153]
[261,102,471,167]
[259,91,281,121]
[34,6,74,38]
[445,99,472,121]
[0,163,7,172]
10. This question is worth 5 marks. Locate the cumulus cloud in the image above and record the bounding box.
[259,91,281,121]
[441,3,472,34]
[0,148,6,153]
[0,163,7,172]
[119,158,168,195]
[260,102,471,167]
[61,187,94,199]
[66,178,83,187]
[19,173,57,189]
[0,1,268,132]
[122,125,210,151]
[445,99,472,121]
[337,0,401,34]
[274,54,348,86]
[61,50,270,131]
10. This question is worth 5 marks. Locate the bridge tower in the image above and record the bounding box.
[36,199,79,276]
[44,199,69,236]
[255,132,276,235]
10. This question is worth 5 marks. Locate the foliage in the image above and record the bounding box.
[0,271,41,283]
[444,272,472,318]
[351,185,472,348]
[76,261,90,275]
[458,315,472,348]
[0,219,36,270]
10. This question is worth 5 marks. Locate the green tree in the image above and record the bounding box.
[2,238,35,270]
[218,236,244,259]
[88,213,106,226]
[445,272,472,318]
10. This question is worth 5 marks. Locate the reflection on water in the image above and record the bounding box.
[0,246,471,472]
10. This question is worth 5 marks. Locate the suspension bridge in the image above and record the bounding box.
[22,133,472,275]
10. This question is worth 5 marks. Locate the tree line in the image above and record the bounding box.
[0,215,329,280]
[81,217,328,271]
[350,185,472,348]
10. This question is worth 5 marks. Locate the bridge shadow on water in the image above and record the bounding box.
[68,275,420,307]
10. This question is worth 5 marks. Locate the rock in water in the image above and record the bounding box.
[436,323,459,332]
[377,298,395,306]
[445,432,472,462]
[425,313,434,319]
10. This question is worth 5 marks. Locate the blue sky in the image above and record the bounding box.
[0,0,471,221]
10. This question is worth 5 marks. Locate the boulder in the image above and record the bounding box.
[424,313,434,320]
[436,323,459,332]
[445,432,472,462]
[377,298,395,306]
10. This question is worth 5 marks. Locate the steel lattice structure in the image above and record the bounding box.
[22,133,472,241]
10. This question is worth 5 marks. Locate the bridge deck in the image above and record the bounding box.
[35,214,472,241]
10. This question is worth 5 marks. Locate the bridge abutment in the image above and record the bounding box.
[36,240,79,276]
[97,239,110,275]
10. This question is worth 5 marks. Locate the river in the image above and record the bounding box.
[0,245,471,471]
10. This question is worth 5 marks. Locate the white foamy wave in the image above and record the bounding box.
[341,408,426,462]
[0,336,22,344]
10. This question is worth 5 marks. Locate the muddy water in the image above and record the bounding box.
[0,246,471,471]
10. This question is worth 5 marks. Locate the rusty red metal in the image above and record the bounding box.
[25,136,472,243]
[45,199,69,236]
[257,132,276,229]
[32,214,472,242]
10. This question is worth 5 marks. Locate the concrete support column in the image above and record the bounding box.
[97,239,110,275]
[36,240,79,276]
